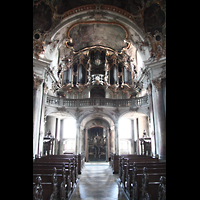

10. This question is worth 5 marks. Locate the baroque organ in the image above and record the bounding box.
[58,47,138,95]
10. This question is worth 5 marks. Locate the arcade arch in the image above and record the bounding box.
[79,114,115,162]
[44,111,77,155]
[118,111,154,156]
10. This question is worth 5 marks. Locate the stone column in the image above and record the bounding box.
[110,126,115,153]
[114,123,119,155]
[38,83,48,157]
[85,129,88,162]
[152,78,166,160]
[56,118,60,155]
[33,76,43,158]
[147,84,156,157]
[136,118,140,155]
[131,119,135,154]
[75,122,80,155]
[81,129,86,153]
[54,118,58,155]
[106,128,110,162]
[59,119,64,155]
[33,57,52,158]
[78,124,84,155]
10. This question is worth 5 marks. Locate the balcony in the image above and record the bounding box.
[46,95,149,108]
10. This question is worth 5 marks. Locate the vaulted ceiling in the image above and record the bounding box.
[33,0,166,35]
[33,0,166,61]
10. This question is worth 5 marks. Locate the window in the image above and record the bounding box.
[119,118,132,138]
[63,118,76,138]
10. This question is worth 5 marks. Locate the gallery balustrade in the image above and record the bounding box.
[46,95,149,108]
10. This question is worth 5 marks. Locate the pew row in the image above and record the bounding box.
[33,153,85,199]
[116,154,166,200]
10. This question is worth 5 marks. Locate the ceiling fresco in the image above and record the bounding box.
[33,0,166,35]
[67,23,127,52]
[33,0,166,61]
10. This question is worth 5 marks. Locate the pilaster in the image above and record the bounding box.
[33,57,52,158]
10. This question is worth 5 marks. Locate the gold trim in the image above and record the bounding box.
[61,4,135,24]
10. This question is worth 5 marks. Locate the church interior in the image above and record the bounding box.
[33,0,166,199]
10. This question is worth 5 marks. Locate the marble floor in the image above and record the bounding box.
[70,162,128,200]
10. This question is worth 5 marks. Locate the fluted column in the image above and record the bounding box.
[152,78,166,160]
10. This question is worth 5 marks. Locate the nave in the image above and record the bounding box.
[71,162,127,200]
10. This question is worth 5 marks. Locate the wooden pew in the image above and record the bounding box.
[119,155,159,187]
[131,166,166,200]
[141,168,166,200]
[33,176,43,200]
[77,152,85,174]
[33,154,85,199]
[158,176,166,200]
[33,167,59,200]
[36,153,85,175]
[33,162,74,195]
[35,157,78,185]
[33,165,71,199]
[116,154,166,199]
[109,153,119,174]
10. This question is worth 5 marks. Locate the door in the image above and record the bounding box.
[88,127,107,161]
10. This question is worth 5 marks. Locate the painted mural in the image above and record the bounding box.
[69,23,127,51]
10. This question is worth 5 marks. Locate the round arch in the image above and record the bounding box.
[50,4,145,42]
[85,118,110,130]
[78,112,116,162]
[118,110,151,155]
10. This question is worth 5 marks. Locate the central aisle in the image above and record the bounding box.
[71,162,127,200]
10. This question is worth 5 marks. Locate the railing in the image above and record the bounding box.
[46,95,149,108]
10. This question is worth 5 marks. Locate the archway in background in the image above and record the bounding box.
[83,117,112,162]
[87,127,107,162]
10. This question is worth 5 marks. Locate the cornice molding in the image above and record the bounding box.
[144,56,166,69]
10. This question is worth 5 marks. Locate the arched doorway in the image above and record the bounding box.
[88,127,107,161]
[82,117,113,162]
